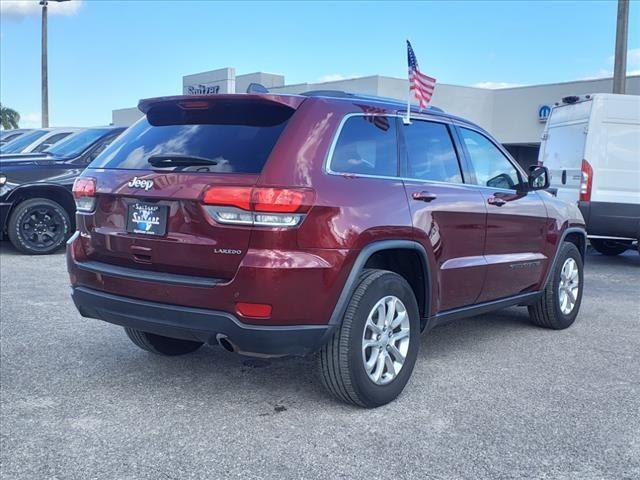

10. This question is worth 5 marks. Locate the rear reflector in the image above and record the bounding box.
[72,177,97,212]
[579,159,593,202]
[236,302,272,318]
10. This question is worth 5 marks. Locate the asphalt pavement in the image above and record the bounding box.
[1,243,639,480]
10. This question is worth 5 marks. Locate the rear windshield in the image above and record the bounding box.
[46,128,111,157]
[540,123,587,169]
[1,129,47,153]
[90,101,294,173]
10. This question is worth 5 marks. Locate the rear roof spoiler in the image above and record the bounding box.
[138,94,306,114]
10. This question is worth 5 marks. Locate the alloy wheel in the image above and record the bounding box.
[558,257,580,315]
[19,206,66,251]
[361,295,410,385]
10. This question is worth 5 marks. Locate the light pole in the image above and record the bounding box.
[613,0,629,94]
[40,0,48,127]
[40,0,69,128]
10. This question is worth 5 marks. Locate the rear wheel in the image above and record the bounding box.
[318,269,420,408]
[124,328,203,356]
[528,242,583,330]
[7,198,71,255]
[590,238,631,256]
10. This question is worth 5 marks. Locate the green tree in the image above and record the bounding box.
[0,104,21,130]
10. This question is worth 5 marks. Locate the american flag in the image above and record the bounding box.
[407,40,436,110]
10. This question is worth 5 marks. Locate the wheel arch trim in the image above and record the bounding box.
[3,183,75,228]
[543,226,587,288]
[328,240,431,327]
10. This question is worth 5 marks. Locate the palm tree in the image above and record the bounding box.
[0,104,21,130]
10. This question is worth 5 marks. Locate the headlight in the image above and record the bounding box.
[0,174,6,186]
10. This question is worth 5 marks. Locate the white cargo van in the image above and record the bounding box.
[539,93,640,255]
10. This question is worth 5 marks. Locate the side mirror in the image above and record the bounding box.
[528,165,550,190]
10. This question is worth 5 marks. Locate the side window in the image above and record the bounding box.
[33,132,72,153]
[330,115,398,177]
[403,121,462,183]
[87,135,117,163]
[459,128,521,190]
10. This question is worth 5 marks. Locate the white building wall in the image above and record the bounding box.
[112,107,143,126]
[111,66,640,151]
[491,76,640,144]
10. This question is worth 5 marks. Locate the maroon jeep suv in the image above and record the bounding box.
[67,92,586,407]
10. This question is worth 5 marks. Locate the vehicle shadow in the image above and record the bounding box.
[0,238,67,257]
[585,247,640,268]
[76,305,537,410]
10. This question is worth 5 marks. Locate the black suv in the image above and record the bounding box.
[0,126,125,254]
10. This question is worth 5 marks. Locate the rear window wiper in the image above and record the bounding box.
[147,155,219,168]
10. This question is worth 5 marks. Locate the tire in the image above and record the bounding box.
[528,242,583,330]
[590,238,631,256]
[124,328,203,356]
[318,269,420,408]
[7,198,71,255]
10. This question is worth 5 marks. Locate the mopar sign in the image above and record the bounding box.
[187,84,220,95]
[538,104,552,122]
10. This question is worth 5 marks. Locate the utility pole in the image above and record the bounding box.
[41,0,49,127]
[613,0,629,94]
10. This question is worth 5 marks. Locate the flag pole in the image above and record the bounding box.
[404,40,412,125]
[404,88,411,125]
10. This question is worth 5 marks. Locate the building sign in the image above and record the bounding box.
[538,104,552,122]
[187,84,220,95]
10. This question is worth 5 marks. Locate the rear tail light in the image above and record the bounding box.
[579,159,593,202]
[202,186,314,227]
[73,177,97,212]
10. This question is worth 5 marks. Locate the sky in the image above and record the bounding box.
[1,0,639,128]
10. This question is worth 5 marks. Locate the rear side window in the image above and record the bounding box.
[403,120,462,183]
[0,129,47,153]
[91,101,294,174]
[33,132,72,153]
[330,115,398,177]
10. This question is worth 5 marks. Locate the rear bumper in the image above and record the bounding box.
[579,201,640,240]
[72,286,334,357]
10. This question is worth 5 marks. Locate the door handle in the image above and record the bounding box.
[412,191,437,202]
[487,196,507,207]
[561,170,567,185]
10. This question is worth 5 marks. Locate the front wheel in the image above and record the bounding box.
[318,269,420,408]
[528,242,584,330]
[7,198,71,255]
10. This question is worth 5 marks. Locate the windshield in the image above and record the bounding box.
[90,102,293,173]
[0,130,47,153]
[45,128,111,157]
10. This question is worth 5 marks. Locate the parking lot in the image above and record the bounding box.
[0,244,638,480]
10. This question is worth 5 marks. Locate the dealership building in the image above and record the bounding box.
[112,68,640,168]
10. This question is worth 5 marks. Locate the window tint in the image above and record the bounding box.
[331,115,398,177]
[46,128,113,158]
[460,128,520,190]
[1,133,22,143]
[0,129,47,153]
[91,103,293,173]
[33,132,72,153]
[403,121,462,183]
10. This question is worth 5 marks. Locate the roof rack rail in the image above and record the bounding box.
[300,90,445,113]
[300,90,354,98]
[246,82,269,94]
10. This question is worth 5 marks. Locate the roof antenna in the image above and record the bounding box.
[246,83,269,94]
